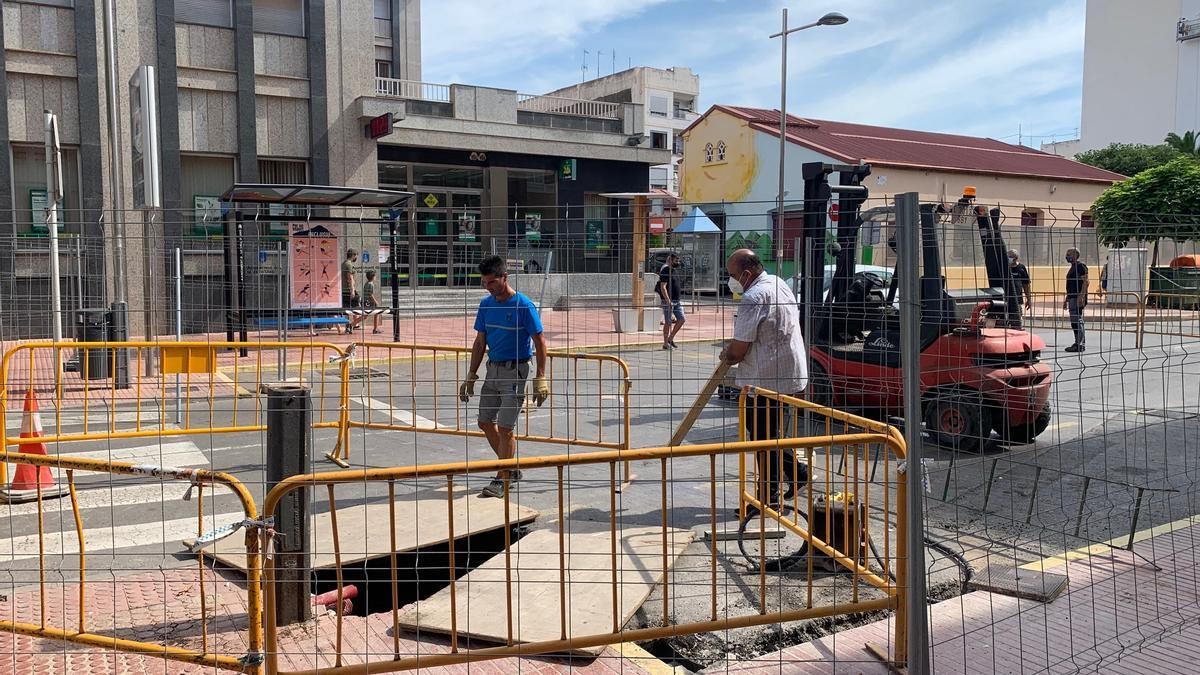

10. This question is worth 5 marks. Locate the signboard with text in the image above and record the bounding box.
[288,222,342,310]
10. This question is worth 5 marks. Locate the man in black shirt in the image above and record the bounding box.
[1008,249,1033,312]
[658,252,685,349]
[1063,248,1089,352]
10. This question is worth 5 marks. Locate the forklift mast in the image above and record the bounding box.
[974,205,1024,327]
[799,162,871,323]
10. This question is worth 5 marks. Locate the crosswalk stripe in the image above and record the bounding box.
[357,397,441,429]
[51,440,208,466]
[0,510,244,561]
[1,482,210,519]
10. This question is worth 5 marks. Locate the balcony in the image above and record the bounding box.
[516,93,620,120]
[1180,17,1200,42]
[375,78,450,102]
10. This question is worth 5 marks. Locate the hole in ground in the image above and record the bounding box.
[310,523,531,617]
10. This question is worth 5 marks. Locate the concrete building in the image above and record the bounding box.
[680,106,1124,293]
[541,66,700,195]
[1,0,667,337]
[1075,0,1200,152]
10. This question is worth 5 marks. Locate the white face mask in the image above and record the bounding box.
[727,276,744,295]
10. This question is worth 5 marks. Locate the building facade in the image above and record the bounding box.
[680,106,1124,293]
[1077,0,1200,152]
[541,66,699,195]
[1,0,666,338]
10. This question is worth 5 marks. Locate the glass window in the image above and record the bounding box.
[378,162,409,188]
[411,165,484,190]
[672,135,684,155]
[374,0,392,39]
[253,0,304,37]
[649,167,669,189]
[180,154,235,235]
[649,94,669,117]
[704,143,713,163]
[1020,209,1042,227]
[373,0,391,20]
[376,60,393,79]
[1080,213,1095,228]
[11,144,80,233]
[650,131,668,150]
[717,141,726,161]
[176,0,233,28]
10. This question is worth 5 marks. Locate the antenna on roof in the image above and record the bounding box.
[582,49,589,82]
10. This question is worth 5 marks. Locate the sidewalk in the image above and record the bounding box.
[706,517,1200,673]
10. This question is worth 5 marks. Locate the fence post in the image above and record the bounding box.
[897,191,929,673]
[266,383,312,626]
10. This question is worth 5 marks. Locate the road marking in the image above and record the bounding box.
[4,441,209,483]
[0,510,243,561]
[1020,513,1200,572]
[0,482,210,518]
[356,397,441,429]
[6,410,167,427]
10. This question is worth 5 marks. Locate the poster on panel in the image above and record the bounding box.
[289,222,342,309]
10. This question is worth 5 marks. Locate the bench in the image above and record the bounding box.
[255,316,349,330]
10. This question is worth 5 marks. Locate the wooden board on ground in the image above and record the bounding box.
[669,360,732,446]
[187,494,538,571]
[397,523,694,655]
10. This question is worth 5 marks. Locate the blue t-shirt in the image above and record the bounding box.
[473,292,543,361]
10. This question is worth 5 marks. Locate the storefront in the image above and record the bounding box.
[377,146,650,286]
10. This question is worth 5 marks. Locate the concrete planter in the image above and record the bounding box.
[611,308,658,333]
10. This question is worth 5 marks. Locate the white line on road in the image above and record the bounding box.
[356,397,441,429]
[0,481,225,518]
[0,509,243,561]
[3,441,209,483]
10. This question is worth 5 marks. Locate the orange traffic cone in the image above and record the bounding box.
[1,390,65,503]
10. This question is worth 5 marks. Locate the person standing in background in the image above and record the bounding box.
[658,252,686,350]
[1063,248,1089,353]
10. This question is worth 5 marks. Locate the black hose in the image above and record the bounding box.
[924,534,976,592]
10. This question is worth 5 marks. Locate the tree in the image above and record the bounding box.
[1075,143,1181,176]
[1165,130,1200,155]
[1091,157,1200,264]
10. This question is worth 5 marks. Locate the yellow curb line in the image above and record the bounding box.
[617,641,682,675]
[1019,513,1200,572]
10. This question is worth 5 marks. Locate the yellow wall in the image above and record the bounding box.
[943,265,1086,295]
[864,167,1111,219]
[679,113,758,203]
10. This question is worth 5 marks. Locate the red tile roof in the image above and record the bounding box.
[706,105,1124,184]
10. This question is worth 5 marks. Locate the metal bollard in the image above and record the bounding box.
[266,383,312,625]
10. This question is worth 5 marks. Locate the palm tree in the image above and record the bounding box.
[1164,130,1199,155]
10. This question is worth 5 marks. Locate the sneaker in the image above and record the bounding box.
[1064,344,1081,353]
[669,339,680,348]
[480,477,507,498]
[662,343,673,350]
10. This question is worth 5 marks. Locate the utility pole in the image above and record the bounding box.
[44,111,64,351]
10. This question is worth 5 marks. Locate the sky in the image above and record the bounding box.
[421,0,1086,146]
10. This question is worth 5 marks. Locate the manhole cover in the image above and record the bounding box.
[347,366,390,381]
[1135,408,1199,421]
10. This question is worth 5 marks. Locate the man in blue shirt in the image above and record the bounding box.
[458,256,550,497]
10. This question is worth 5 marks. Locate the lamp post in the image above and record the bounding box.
[769,10,847,264]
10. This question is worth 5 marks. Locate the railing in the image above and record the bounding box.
[375,77,451,103]
[0,450,263,672]
[260,390,908,673]
[516,93,621,120]
[0,341,350,483]
[337,342,632,466]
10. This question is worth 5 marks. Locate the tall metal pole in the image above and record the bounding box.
[102,0,126,305]
[174,247,182,425]
[44,111,64,348]
[777,8,788,267]
[896,191,929,673]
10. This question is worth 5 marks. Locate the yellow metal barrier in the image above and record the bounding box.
[0,449,264,672]
[0,341,349,483]
[259,396,907,674]
[335,342,632,466]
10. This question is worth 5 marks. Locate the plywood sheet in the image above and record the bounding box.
[397,524,694,655]
[189,494,538,571]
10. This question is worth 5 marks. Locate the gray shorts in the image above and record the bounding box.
[478,359,530,429]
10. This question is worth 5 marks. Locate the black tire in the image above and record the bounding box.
[1001,405,1052,445]
[923,392,988,452]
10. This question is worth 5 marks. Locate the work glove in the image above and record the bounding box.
[531,375,550,408]
[458,372,479,402]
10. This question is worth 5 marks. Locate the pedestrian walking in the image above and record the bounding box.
[721,249,809,508]
[458,256,550,498]
[348,270,382,334]
[1008,249,1033,311]
[1063,247,1089,352]
[658,252,686,349]
[341,248,359,334]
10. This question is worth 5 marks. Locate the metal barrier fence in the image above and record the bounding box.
[0,449,263,672]
[339,343,631,466]
[0,341,349,484]
[259,391,908,673]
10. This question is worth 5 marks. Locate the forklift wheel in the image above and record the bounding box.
[1001,405,1052,445]
[924,393,987,452]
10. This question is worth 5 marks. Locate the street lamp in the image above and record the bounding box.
[769,9,849,268]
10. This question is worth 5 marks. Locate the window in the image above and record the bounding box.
[649,166,669,189]
[253,0,304,37]
[704,143,713,163]
[672,135,684,155]
[374,0,392,39]
[180,154,235,235]
[11,144,80,233]
[649,94,669,117]
[176,0,232,28]
[1080,213,1095,228]
[1020,209,1043,227]
[716,141,726,161]
[375,46,393,78]
[650,131,668,150]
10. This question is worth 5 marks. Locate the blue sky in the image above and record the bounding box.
[421,0,1086,145]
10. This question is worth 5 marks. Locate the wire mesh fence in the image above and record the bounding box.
[0,197,1198,673]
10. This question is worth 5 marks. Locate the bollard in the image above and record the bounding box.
[266,383,312,625]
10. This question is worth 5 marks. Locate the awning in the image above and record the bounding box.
[220,183,414,208]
